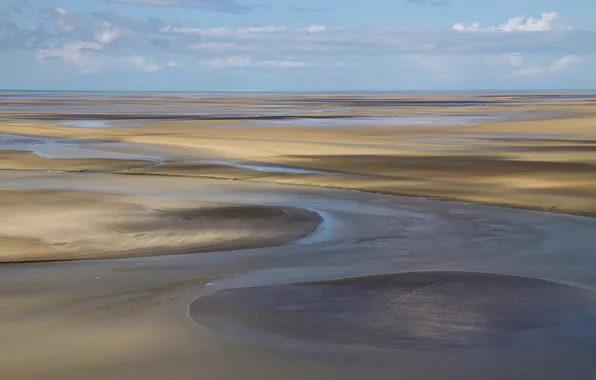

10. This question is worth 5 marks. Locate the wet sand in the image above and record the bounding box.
[1,171,596,380]
[191,271,596,353]
[0,150,153,172]
[1,92,596,379]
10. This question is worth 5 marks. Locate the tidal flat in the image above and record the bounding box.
[1,92,596,379]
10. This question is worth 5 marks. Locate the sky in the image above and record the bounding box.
[1,0,595,91]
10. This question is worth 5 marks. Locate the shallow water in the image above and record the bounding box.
[0,91,560,128]
[2,172,596,379]
[0,133,163,162]
[201,159,332,174]
[0,134,333,174]
[237,114,504,128]
[57,120,145,128]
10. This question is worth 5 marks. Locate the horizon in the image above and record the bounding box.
[3,88,596,94]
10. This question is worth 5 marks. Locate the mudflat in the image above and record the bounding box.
[1,92,596,380]
[2,93,595,216]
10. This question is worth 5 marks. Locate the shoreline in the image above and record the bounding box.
[2,168,596,380]
[1,92,595,264]
[3,164,594,219]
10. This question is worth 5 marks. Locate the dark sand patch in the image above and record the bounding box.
[190,271,596,355]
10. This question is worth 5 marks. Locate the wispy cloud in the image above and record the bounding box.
[197,55,309,69]
[511,54,582,76]
[256,58,309,68]
[94,26,123,44]
[5,8,592,59]
[453,11,570,32]
[163,25,289,36]
[37,42,178,73]
[286,6,328,13]
[407,0,451,7]
[51,8,79,32]
[37,41,103,73]
[102,0,258,13]
[128,56,178,72]
[4,5,595,87]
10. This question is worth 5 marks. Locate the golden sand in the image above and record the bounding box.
[0,188,320,262]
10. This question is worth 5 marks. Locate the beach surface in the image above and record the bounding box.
[2,93,595,216]
[1,92,596,379]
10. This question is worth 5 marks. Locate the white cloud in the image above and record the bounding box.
[402,52,586,84]
[197,56,309,69]
[305,25,326,34]
[52,8,78,32]
[511,67,544,76]
[104,0,255,14]
[153,22,594,58]
[453,11,569,32]
[548,54,582,71]
[500,12,561,32]
[128,56,178,72]
[112,0,176,4]
[37,41,103,73]
[256,59,309,68]
[94,26,122,44]
[452,22,481,32]
[511,54,582,76]
[189,42,236,51]
[503,52,525,67]
[404,54,491,81]
[2,6,590,57]
[37,41,102,61]
[198,55,252,68]
[3,6,593,83]
[37,42,178,73]
[163,25,288,36]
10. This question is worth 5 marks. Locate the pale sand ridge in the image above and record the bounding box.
[0,188,321,262]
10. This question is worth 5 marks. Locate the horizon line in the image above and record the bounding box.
[2,88,596,94]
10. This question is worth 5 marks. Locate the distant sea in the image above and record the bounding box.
[1,89,595,95]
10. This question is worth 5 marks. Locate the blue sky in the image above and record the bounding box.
[1,0,595,91]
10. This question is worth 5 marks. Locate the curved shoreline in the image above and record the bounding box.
[1,171,596,379]
[2,160,594,219]
[118,169,596,219]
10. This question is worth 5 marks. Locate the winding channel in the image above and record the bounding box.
[1,170,596,380]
